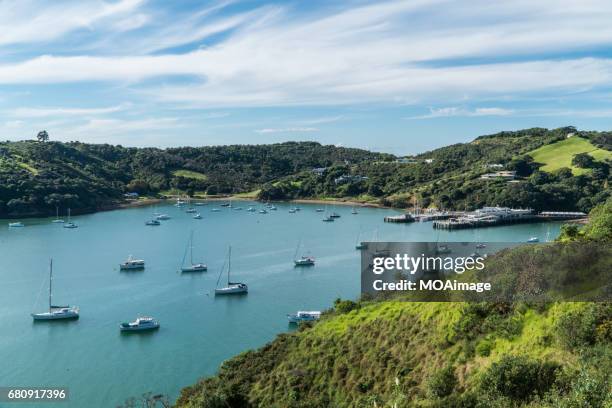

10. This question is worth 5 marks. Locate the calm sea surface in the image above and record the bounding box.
[0,201,561,407]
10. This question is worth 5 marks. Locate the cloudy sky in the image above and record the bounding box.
[1,0,612,154]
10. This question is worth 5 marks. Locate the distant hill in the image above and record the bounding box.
[0,141,388,218]
[0,127,610,217]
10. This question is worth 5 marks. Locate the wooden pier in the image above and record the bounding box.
[433,215,539,230]
[384,214,415,223]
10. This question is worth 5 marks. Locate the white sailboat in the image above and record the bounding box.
[215,246,248,295]
[180,232,207,272]
[31,259,79,320]
[52,206,64,223]
[63,208,78,229]
[293,239,315,266]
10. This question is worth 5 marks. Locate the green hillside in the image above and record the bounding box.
[174,201,612,408]
[528,136,612,175]
[1,127,610,217]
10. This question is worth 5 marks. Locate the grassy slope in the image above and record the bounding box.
[528,137,612,175]
[176,301,606,407]
[172,169,208,180]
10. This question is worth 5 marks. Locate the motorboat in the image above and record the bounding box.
[145,219,161,226]
[156,214,171,220]
[8,222,24,227]
[120,256,145,270]
[287,311,321,324]
[120,316,159,332]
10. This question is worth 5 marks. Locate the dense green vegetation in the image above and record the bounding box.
[1,126,610,218]
[174,200,612,408]
[257,127,611,212]
[0,140,387,217]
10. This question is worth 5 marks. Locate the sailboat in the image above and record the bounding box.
[180,232,207,272]
[63,208,78,229]
[52,206,64,223]
[351,207,358,214]
[31,259,79,320]
[215,246,248,295]
[355,229,367,250]
[293,239,315,266]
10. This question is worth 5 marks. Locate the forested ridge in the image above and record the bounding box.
[1,126,610,218]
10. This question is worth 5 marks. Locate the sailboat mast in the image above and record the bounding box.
[48,259,53,310]
[228,246,232,284]
[189,231,194,265]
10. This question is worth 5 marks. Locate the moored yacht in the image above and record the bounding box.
[8,222,24,227]
[145,219,161,226]
[31,259,79,321]
[119,316,159,332]
[527,237,539,243]
[294,256,315,266]
[120,256,145,270]
[287,311,321,323]
[180,231,207,272]
[156,214,170,220]
[322,215,334,222]
[63,208,78,228]
[215,246,247,295]
[193,213,202,219]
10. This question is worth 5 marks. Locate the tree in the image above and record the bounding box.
[572,152,595,168]
[37,130,49,142]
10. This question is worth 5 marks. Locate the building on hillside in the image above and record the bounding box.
[424,158,435,164]
[396,157,418,164]
[485,163,504,169]
[312,167,327,176]
[480,170,516,180]
[334,175,369,185]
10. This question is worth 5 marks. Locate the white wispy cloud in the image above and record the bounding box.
[0,0,146,47]
[9,105,125,118]
[409,106,515,119]
[1,0,612,108]
[255,127,319,134]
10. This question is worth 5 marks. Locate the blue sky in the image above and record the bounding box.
[2,0,612,155]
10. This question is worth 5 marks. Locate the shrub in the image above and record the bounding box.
[428,365,457,398]
[333,298,359,314]
[475,340,492,357]
[480,355,560,401]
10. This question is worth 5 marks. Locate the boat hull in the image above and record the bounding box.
[181,265,207,272]
[31,311,79,320]
[215,285,248,295]
[119,324,159,332]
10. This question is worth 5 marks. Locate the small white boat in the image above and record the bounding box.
[322,216,334,222]
[351,208,358,214]
[476,243,487,249]
[247,207,256,212]
[120,256,145,270]
[193,213,202,219]
[156,214,171,220]
[259,209,268,214]
[8,222,24,227]
[293,240,315,266]
[233,207,243,211]
[288,208,297,214]
[180,232,207,272]
[185,207,197,213]
[211,208,220,212]
[269,205,277,211]
[215,246,247,295]
[120,316,159,332]
[145,219,161,226]
[294,256,315,266]
[527,237,539,243]
[330,212,340,218]
[63,208,78,228]
[194,202,206,206]
[32,259,79,321]
[52,207,64,223]
[316,208,324,212]
[287,311,321,323]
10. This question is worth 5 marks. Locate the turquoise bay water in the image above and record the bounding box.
[0,201,561,407]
